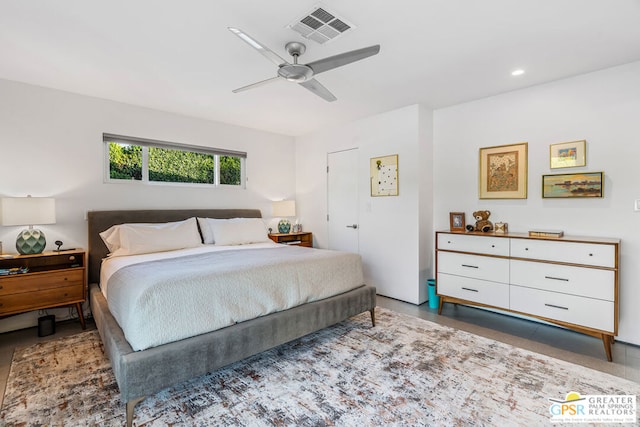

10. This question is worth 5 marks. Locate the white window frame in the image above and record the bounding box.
[103,133,246,188]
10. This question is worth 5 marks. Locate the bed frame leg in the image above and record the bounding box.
[369,308,376,327]
[126,396,146,427]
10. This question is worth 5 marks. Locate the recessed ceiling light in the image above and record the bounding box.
[511,69,525,76]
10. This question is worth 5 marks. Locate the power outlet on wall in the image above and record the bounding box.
[635,199,640,212]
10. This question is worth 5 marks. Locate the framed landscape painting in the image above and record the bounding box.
[479,142,528,199]
[550,140,586,169]
[542,172,603,198]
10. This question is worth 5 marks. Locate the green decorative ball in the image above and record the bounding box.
[16,229,47,254]
[278,219,291,234]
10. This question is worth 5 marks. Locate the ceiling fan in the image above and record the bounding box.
[228,27,380,102]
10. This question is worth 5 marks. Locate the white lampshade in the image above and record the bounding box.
[0,197,56,226]
[272,200,296,218]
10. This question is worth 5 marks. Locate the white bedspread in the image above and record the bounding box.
[101,244,364,351]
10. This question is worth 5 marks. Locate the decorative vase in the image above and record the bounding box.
[16,228,47,254]
[278,219,291,234]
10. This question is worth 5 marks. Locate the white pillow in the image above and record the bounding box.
[196,217,215,245]
[198,217,269,246]
[104,218,202,257]
[99,225,122,253]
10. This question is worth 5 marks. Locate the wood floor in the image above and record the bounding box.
[1,296,639,410]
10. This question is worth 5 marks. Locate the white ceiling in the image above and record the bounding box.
[2,1,640,137]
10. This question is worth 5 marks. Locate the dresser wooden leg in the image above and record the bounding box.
[602,334,613,362]
[438,298,444,315]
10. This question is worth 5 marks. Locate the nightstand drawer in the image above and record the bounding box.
[0,250,87,329]
[0,284,84,315]
[268,232,313,247]
[0,269,84,296]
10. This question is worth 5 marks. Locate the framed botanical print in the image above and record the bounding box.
[550,140,586,169]
[449,212,466,232]
[479,142,528,199]
[370,154,398,196]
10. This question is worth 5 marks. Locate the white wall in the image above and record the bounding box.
[433,60,640,345]
[296,104,434,304]
[0,78,295,332]
[4,59,638,344]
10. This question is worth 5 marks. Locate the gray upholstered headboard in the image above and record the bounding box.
[87,209,262,285]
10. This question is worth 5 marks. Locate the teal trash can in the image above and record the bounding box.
[427,279,439,309]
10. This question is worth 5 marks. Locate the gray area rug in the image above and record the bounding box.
[1,308,639,426]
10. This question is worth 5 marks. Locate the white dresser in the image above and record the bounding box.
[436,231,620,361]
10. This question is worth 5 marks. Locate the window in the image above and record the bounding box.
[104,133,245,187]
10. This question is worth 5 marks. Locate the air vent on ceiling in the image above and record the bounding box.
[287,5,355,44]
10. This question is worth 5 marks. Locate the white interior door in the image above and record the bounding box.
[327,149,359,253]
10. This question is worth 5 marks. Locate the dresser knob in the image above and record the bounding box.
[525,248,529,251]
[491,245,495,248]
[589,253,593,256]
[64,277,68,281]
[0,285,3,290]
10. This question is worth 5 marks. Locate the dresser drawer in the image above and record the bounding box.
[437,233,509,256]
[510,260,614,301]
[437,273,510,309]
[0,269,84,296]
[510,285,614,332]
[0,284,84,315]
[438,252,509,283]
[510,238,615,268]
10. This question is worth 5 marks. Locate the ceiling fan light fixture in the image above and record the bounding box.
[511,69,525,76]
[278,64,313,82]
[228,27,380,102]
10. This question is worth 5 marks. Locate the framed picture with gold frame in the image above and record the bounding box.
[449,212,466,232]
[370,154,398,196]
[550,139,586,169]
[479,142,528,199]
[542,171,603,198]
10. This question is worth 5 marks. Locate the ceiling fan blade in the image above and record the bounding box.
[299,78,337,102]
[228,27,289,66]
[306,45,380,75]
[232,76,280,93]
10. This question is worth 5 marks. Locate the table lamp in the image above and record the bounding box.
[0,196,56,254]
[272,200,296,233]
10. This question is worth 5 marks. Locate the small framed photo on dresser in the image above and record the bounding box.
[449,212,466,232]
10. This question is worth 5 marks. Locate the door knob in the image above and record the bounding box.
[346,224,358,229]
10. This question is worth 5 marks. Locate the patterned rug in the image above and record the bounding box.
[1,308,639,426]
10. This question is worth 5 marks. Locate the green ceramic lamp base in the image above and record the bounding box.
[278,219,291,234]
[16,228,47,254]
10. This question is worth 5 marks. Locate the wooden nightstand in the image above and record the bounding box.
[0,249,87,329]
[268,232,313,247]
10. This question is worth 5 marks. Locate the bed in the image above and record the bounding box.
[87,209,376,427]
